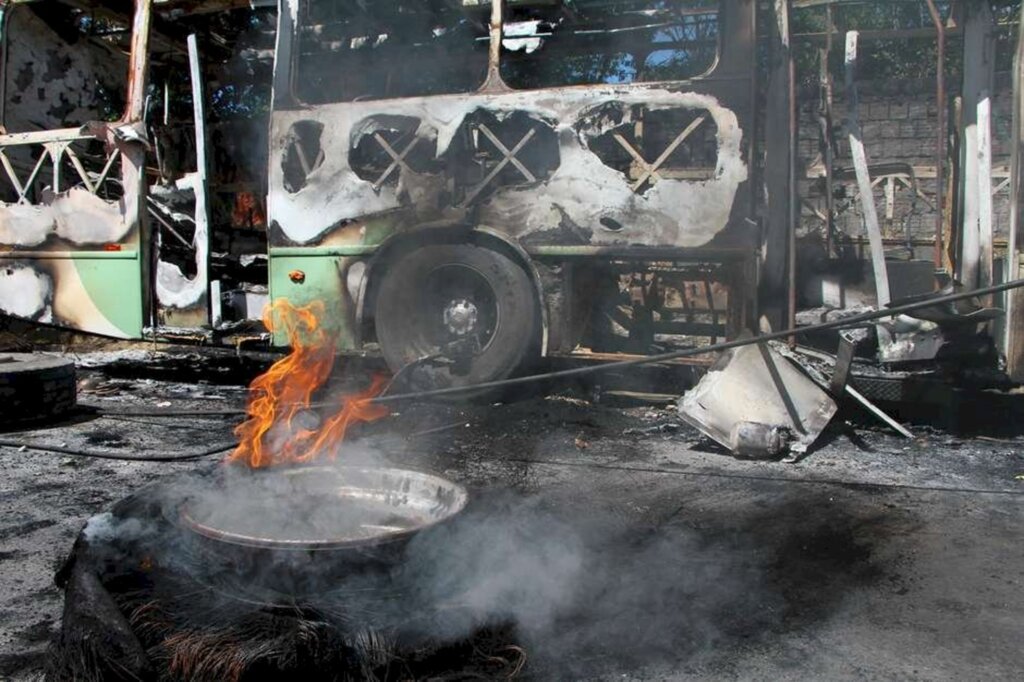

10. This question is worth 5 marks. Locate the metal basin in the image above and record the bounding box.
[173,466,468,598]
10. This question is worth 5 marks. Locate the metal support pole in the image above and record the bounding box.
[925,0,947,271]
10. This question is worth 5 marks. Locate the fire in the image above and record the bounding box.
[228,299,389,469]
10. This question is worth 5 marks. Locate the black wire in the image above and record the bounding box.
[0,439,236,462]
[368,278,1024,405]
[77,404,247,417]
[77,278,1024,416]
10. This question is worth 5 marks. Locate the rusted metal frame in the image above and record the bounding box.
[845,384,915,439]
[849,171,925,210]
[794,26,963,42]
[0,133,117,201]
[613,113,709,193]
[146,200,192,249]
[47,143,63,193]
[292,136,312,177]
[14,148,49,203]
[763,0,793,328]
[894,175,934,210]
[93,147,121,191]
[818,45,837,257]
[186,32,212,312]
[819,1,836,256]
[126,1,154,123]
[924,0,947,271]
[643,114,708,185]
[481,0,503,91]
[478,124,535,183]
[1004,3,1024,381]
[0,2,11,131]
[613,132,655,180]
[844,31,890,306]
[883,176,895,232]
[289,136,325,180]
[460,126,536,206]
[0,128,94,146]
[828,334,855,397]
[802,198,828,224]
[122,0,153,324]
[787,0,798,345]
[703,278,718,345]
[371,133,420,191]
[273,0,296,107]
[993,176,1012,197]
[152,0,275,16]
[0,149,27,199]
[61,143,97,194]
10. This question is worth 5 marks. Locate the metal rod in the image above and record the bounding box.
[845,385,915,439]
[925,0,947,270]
[371,278,1024,405]
[0,3,11,131]
[787,0,798,345]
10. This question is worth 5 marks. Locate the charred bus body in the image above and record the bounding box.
[0,1,761,390]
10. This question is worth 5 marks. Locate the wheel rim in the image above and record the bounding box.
[420,264,499,355]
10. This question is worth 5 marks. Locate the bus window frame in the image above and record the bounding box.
[284,0,725,108]
[287,0,494,106]
[497,2,723,92]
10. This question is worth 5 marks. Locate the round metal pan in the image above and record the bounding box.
[171,465,468,598]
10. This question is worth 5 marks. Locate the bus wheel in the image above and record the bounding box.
[374,243,538,395]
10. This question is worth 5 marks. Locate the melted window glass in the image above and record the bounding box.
[295,1,491,103]
[500,0,719,90]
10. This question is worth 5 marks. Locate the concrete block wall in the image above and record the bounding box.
[797,74,1014,248]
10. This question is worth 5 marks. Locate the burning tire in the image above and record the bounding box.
[0,353,76,424]
[374,243,538,394]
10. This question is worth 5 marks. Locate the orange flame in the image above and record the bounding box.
[228,299,389,469]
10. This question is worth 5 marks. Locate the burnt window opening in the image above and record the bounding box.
[150,191,200,280]
[0,138,125,206]
[499,0,719,90]
[349,116,438,190]
[59,139,125,202]
[450,109,560,205]
[281,120,325,193]
[294,0,491,104]
[580,103,719,194]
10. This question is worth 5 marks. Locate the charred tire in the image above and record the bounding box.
[0,353,77,425]
[374,244,538,395]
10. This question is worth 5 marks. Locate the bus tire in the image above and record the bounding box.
[374,243,538,396]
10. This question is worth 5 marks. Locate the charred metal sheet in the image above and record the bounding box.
[268,87,749,250]
[152,33,211,329]
[678,340,838,458]
[0,0,151,339]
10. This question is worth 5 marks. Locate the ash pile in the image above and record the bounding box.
[46,467,522,682]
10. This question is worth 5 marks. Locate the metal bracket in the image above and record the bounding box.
[0,141,121,203]
[371,133,420,190]
[460,125,537,206]
[612,113,708,193]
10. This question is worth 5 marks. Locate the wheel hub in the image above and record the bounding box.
[443,298,479,337]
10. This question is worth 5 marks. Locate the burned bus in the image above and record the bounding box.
[0,0,762,390]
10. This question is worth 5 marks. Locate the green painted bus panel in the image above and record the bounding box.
[268,254,357,349]
[361,216,400,246]
[74,255,144,338]
[269,245,377,257]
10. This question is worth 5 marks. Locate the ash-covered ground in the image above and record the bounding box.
[1,348,1023,680]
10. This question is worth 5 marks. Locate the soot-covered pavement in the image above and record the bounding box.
[1,349,1023,680]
